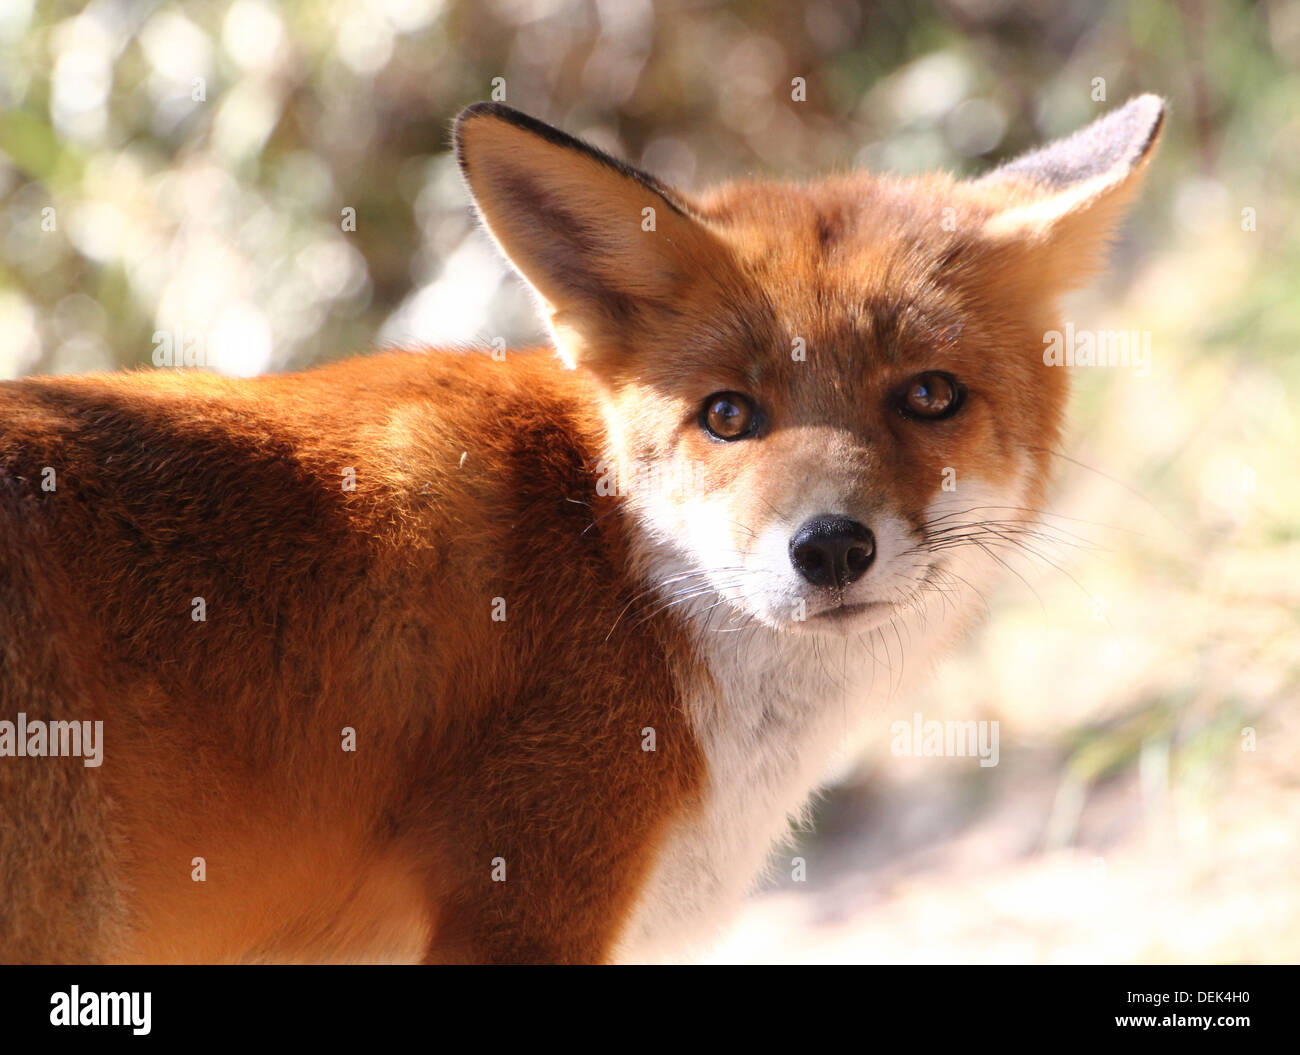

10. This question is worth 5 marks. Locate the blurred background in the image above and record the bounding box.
[1,0,1296,962]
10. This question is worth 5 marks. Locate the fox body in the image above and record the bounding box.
[0,98,1162,963]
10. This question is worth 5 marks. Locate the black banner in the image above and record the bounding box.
[0,966,1291,1043]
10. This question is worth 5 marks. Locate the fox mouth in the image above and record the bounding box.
[807,599,892,623]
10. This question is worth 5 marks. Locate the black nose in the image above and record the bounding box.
[789,516,876,588]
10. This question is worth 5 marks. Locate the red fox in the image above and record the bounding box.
[0,96,1162,964]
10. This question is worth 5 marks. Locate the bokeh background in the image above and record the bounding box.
[2,0,1296,963]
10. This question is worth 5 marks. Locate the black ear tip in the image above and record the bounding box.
[455,101,520,129]
[1130,92,1167,118]
[453,103,570,176]
[1125,93,1167,150]
[1104,93,1167,172]
[454,102,517,174]
[453,102,513,146]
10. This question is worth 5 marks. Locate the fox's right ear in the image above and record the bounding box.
[454,103,720,369]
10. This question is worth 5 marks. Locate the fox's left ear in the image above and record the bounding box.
[975,94,1165,290]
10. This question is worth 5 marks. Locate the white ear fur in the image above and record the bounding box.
[976,95,1165,286]
[980,95,1164,232]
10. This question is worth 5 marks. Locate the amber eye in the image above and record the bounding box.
[701,392,758,441]
[899,371,964,420]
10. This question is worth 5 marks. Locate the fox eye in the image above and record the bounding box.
[701,392,758,441]
[899,371,964,420]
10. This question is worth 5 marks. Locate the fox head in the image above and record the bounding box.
[454,97,1163,637]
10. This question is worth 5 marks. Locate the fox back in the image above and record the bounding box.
[0,97,1162,964]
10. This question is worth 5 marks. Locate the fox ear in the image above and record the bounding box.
[454,103,718,368]
[975,94,1165,290]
